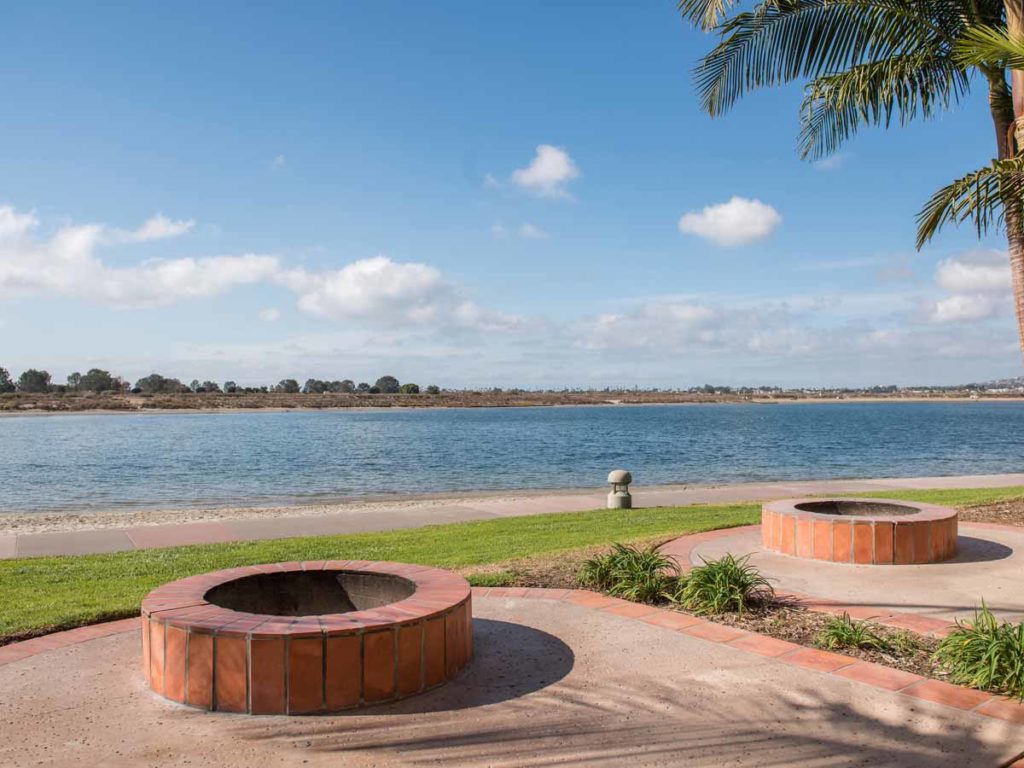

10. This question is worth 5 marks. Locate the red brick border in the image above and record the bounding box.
[141,561,472,714]
[761,498,958,565]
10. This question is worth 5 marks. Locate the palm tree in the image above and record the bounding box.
[678,0,1024,358]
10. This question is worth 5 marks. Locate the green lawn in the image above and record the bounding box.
[1,484,1020,644]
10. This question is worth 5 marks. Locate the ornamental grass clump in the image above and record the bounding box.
[934,603,1024,700]
[816,612,888,652]
[577,543,678,604]
[672,553,773,616]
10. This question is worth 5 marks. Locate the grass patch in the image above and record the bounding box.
[846,486,1024,508]
[0,502,757,643]
[934,604,1024,700]
[815,612,888,651]
[578,543,678,603]
[671,553,774,616]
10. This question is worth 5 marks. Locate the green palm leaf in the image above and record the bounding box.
[799,54,970,160]
[916,157,1024,247]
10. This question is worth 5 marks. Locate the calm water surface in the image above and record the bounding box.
[1,402,1023,514]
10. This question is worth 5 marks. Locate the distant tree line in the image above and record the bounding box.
[0,366,440,396]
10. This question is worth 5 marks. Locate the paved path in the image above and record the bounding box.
[2,595,1022,767]
[4,472,1024,560]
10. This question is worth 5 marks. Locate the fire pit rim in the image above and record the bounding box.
[763,496,953,523]
[141,560,470,637]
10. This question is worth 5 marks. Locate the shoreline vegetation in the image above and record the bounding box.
[4,389,1024,414]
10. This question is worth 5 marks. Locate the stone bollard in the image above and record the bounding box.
[607,469,633,509]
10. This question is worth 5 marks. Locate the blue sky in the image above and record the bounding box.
[0,1,1018,388]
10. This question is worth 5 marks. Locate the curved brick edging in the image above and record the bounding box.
[761,498,958,565]
[141,561,473,714]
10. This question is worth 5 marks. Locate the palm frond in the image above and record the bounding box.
[677,0,750,32]
[954,25,1024,69]
[696,1,953,117]
[800,54,970,159]
[916,157,1024,248]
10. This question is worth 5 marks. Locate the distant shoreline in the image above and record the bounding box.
[2,392,1022,417]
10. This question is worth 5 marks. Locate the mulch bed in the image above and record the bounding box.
[959,498,1024,526]
[710,601,944,679]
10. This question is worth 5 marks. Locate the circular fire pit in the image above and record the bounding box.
[761,498,958,565]
[141,561,472,714]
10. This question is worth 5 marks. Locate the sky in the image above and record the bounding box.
[0,1,1020,389]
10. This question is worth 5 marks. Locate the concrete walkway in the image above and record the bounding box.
[2,595,1022,767]
[4,472,1024,560]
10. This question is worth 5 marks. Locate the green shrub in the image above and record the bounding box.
[816,612,888,651]
[934,604,1024,700]
[671,553,773,616]
[577,543,678,604]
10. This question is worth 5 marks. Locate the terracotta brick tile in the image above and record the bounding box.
[681,622,748,644]
[873,522,894,565]
[639,610,704,631]
[424,617,445,687]
[726,634,801,658]
[565,591,617,609]
[832,662,922,691]
[186,632,214,709]
[912,522,931,564]
[325,634,361,710]
[781,515,796,555]
[796,519,813,558]
[812,520,832,561]
[397,623,424,697]
[287,636,324,714]
[780,647,855,673]
[213,635,247,713]
[363,630,397,702]
[853,523,874,565]
[601,602,661,619]
[976,697,1024,724]
[881,614,953,636]
[901,679,992,711]
[249,637,285,714]
[445,604,467,676]
[150,620,165,695]
[163,626,187,703]
[500,587,529,597]
[470,587,491,598]
[831,522,853,563]
[0,646,33,666]
[142,617,151,686]
[761,511,771,548]
[894,523,915,565]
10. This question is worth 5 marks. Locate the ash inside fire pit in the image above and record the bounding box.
[204,570,416,616]
[794,500,919,517]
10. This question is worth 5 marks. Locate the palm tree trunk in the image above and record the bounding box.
[1005,1,1024,359]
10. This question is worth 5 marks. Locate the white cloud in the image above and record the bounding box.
[519,222,549,239]
[813,154,849,172]
[0,207,37,239]
[935,250,1010,293]
[272,155,286,170]
[678,197,781,247]
[928,250,1011,324]
[0,205,276,307]
[509,145,580,198]
[930,294,999,323]
[278,255,523,331]
[120,214,195,243]
[259,307,281,322]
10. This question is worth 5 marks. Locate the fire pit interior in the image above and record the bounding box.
[204,571,417,616]
[142,561,473,715]
[762,497,958,565]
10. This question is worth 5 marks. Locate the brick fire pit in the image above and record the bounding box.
[141,561,472,714]
[761,498,958,565]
